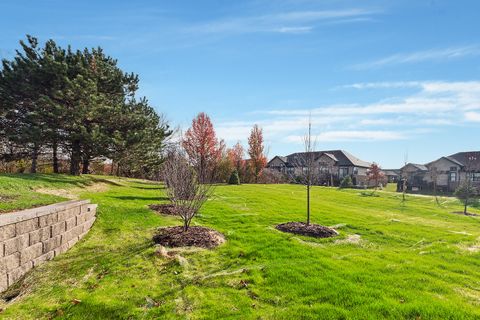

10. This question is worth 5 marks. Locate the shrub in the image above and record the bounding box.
[228,170,240,185]
[339,176,353,189]
[455,182,479,214]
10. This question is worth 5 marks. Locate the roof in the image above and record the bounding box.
[447,151,480,170]
[402,163,428,171]
[270,150,371,168]
[383,170,400,176]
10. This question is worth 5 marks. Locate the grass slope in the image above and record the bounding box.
[0,174,479,319]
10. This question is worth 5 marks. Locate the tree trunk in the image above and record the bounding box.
[31,144,38,173]
[307,185,311,225]
[464,202,468,214]
[82,157,90,174]
[52,140,59,174]
[70,140,81,175]
[110,161,115,175]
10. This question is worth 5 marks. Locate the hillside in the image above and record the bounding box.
[0,174,479,319]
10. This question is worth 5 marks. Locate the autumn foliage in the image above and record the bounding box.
[182,112,224,182]
[248,124,267,183]
[367,162,385,190]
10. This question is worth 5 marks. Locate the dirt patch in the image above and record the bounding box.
[0,194,18,202]
[276,222,338,238]
[153,226,225,249]
[35,182,109,200]
[149,204,178,216]
[335,234,362,244]
[452,211,478,217]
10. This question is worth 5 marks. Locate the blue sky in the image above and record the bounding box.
[1,0,479,168]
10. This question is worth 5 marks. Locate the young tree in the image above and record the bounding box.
[455,182,477,214]
[247,125,267,183]
[182,113,222,183]
[428,166,440,204]
[162,149,213,231]
[367,163,385,194]
[228,142,244,173]
[455,153,479,214]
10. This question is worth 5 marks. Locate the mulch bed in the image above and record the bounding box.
[452,211,479,217]
[276,222,338,238]
[148,204,178,216]
[153,226,225,249]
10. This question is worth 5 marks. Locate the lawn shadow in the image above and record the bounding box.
[110,196,169,201]
[1,174,94,188]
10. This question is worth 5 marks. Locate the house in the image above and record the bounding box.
[382,169,400,183]
[267,150,371,186]
[399,151,480,193]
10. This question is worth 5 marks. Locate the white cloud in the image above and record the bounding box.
[183,9,377,35]
[465,112,480,122]
[215,80,479,148]
[354,46,480,69]
[286,130,406,143]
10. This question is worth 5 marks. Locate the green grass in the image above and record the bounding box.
[1,174,480,319]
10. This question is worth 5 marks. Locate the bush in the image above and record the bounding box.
[228,170,240,185]
[339,176,353,189]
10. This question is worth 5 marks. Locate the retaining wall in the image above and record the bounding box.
[0,200,97,292]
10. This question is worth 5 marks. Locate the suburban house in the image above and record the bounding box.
[383,169,401,183]
[398,151,480,193]
[267,150,371,186]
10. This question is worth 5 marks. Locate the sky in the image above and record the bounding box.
[1,0,479,168]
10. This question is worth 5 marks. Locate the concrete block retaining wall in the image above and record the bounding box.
[0,200,97,292]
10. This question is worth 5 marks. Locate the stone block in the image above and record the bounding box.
[0,253,20,272]
[43,235,62,253]
[39,212,58,227]
[32,251,54,267]
[15,218,39,235]
[65,217,76,231]
[83,218,96,232]
[20,242,43,265]
[7,261,33,286]
[29,227,51,245]
[54,243,69,256]
[57,207,78,222]
[4,234,29,256]
[67,236,79,248]
[0,224,16,242]
[0,274,7,292]
[51,221,66,237]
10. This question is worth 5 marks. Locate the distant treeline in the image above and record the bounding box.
[0,36,171,178]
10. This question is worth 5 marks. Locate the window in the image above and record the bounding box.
[353,167,359,175]
[339,167,349,177]
[450,172,457,182]
[450,166,457,171]
[471,173,480,182]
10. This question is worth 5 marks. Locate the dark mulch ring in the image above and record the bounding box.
[148,204,178,216]
[452,211,479,217]
[276,222,338,238]
[153,226,225,249]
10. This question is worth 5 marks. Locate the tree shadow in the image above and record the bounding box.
[1,174,94,188]
[109,196,169,201]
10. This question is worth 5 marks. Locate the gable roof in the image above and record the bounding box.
[447,151,480,170]
[277,150,371,168]
[402,163,428,171]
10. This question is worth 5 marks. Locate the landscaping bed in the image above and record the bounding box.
[153,226,225,248]
[276,222,338,238]
[148,204,178,216]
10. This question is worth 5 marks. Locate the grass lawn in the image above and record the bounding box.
[0,174,479,319]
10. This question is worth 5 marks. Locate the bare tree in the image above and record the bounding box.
[288,115,318,225]
[428,166,440,205]
[162,149,213,231]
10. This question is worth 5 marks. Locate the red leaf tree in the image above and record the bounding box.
[182,112,222,183]
[248,125,267,183]
[367,162,385,192]
[228,142,245,172]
